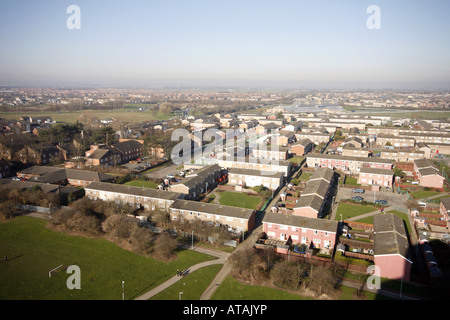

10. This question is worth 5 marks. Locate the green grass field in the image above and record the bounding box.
[149,264,223,300]
[0,109,174,124]
[211,276,311,300]
[0,216,215,300]
[411,190,442,199]
[218,192,261,210]
[335,202,378,221]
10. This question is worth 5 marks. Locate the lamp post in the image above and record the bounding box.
[179,292,184,300]
[122,281,125,301]
[192,231,194,250]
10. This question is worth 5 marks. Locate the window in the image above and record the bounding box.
[314,230,318,235]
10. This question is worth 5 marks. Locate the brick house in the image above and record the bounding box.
[373,213,412,282]
[111,139,143,162]
[290,139,314,156]
[262,212,339,249]
[440,198,450,230]
[357,167,394,188]
[292,167,335,218]
[413,159,444,189]
[169,199,256,234]
[15,143,61,165]
[86,147,122,167]
[306,154,393,174]
[169,165,223,199]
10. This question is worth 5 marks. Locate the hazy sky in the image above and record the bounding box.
[1,0,449,89]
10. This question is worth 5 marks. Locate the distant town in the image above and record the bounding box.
[1,87,450,300]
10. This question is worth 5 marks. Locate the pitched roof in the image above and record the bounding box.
[85,181,184,201]
[373,213,412,262]
[263,212,338,233]
[229,168,283,179]
[170,199,254,220]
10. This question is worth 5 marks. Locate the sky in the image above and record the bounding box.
[0,0,449,89]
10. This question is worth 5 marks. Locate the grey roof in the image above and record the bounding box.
[359,167,394,175]
[0,179,80,195]
[170,199,254,220]
[112,140,143,153]
[307,153,393,164]
[263,212,338,233]
[373,214,411,261]
[413,158,438,170]
[294,194,324,212]
[229,168,283,179]
[301,179,330,199]
[418,167,442,177]
[441,197,450,210]
[18,166,112,183]
[309,167,334,183]
[85,181,184,201]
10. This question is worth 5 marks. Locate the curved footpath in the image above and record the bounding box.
[134,245,230,300]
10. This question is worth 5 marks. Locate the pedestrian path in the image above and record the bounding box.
[344,208,389,222]
[134,246,230,300]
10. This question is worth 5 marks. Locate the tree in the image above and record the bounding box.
[153,232,178,260]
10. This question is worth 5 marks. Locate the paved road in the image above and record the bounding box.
[144,162,180,180]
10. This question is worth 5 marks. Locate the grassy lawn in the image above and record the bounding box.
[218,191,262,210]
[124,180,159,189]
[0,109,174,124]
[411,190,442,199]
[149,264,223,300]
[335,202,378,221]
[344,177,360,186]
[0,216,215,300]
[211,276,311,300]
[299,172,312,181]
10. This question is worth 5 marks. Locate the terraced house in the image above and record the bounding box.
[85,182,185,211]
[169,199,256,234]
[292,167,335,218]
[169,165,223,199]
[306,153,393,174]
[262,212,339,249]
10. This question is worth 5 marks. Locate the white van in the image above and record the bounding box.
[418,202,427,207]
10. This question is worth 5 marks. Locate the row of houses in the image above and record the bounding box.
[16,166,113,187]
[85,139,144,166]
[84,181,256,235]
[292,167,335,219]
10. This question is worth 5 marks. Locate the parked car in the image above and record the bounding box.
[375,200,388,206]
[166,174,175,179]
[352,188,365,194]
[418,202,427,207]
[352,196,364,202]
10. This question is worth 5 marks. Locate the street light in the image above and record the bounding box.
[340,214,342,223]
[122,281,125,301]
[179,292,184,300]
[191,231,194,250]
